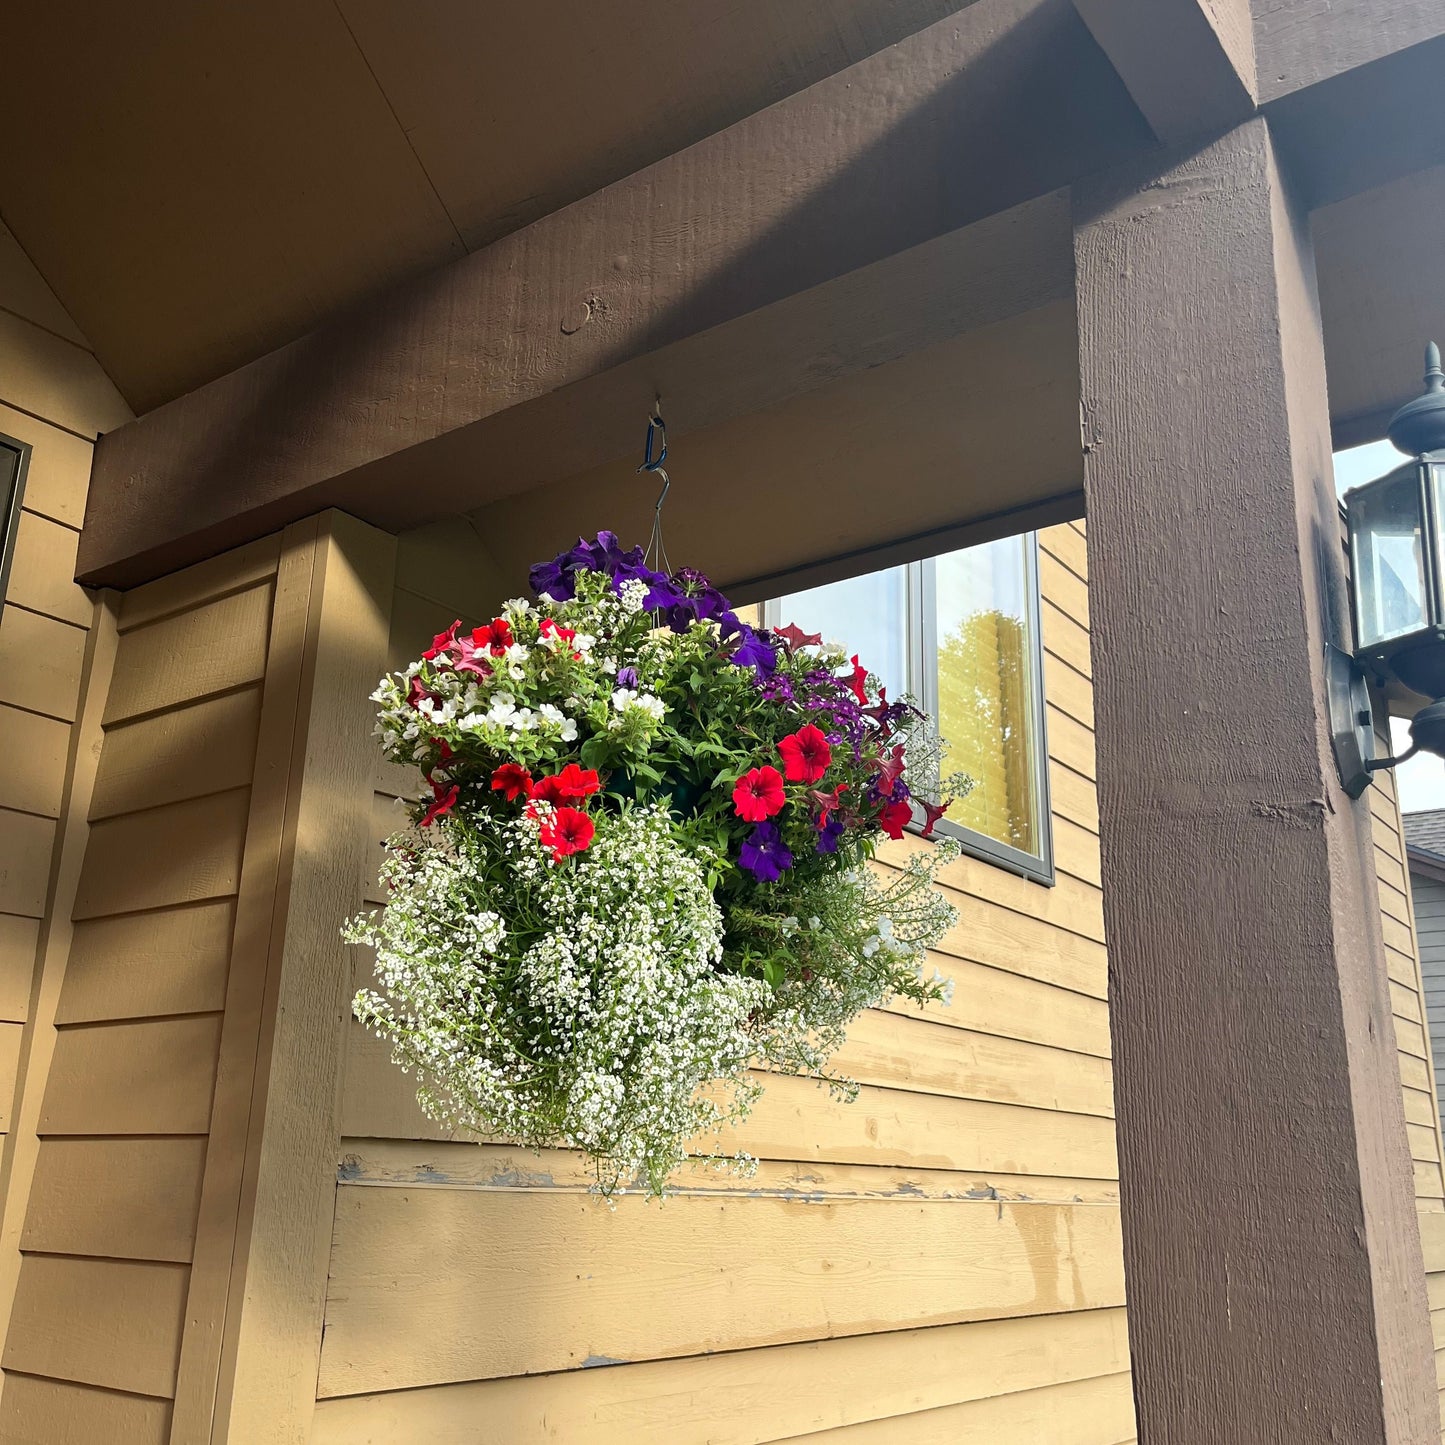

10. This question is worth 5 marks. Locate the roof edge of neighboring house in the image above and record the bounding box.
[1406,842,1445,886]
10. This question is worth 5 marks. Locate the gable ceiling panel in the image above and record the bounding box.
[338,0,979,252]
[0,0,465,411]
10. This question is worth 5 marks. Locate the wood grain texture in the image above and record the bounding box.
[211,516,396,1445]
[319,1189,1124,1395]
[2,1255,188,1397]
[89,685,261,821]
[0,810,58,918]
[1075,116,1436,1439]
[168,525,307,1445]
[0,404,91,528]
[1072,0,1255,144]
[71,789,249,919]
[39,1015,222,1135]
[117,534,282,634]
[0,607,86,722]
[57,900,236,1024]
[770,1370,1134,1443]
[0,913,39,1024]
[0,705,70,818]
[78,0,1150,589]
[22,1137,206,1263]
[0,594,118,1415]
[313,1306,1129,1444]
[103,583,271,725]
[0,1372,171,1445]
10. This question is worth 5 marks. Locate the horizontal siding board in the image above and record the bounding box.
[2,1255,188,1397]
[0,703,70,817]
[1039,552,1088,629]
[1048,706,1095,781]
[319,1190,1125,1395]
[0,1022,22,1131]
[117,533,281,633]
[312,1307,1130,1445]
[5,510,90,627]
[0,605,86,721]
[89,686,261,821]
[0,809,58,917]
[0,1373,171,1445]
[0,911,38,1022]
[57,899,236,1023]
[772,1371,1134,1444]
[72,789,249,919]
[834,1009,1113,1118]
[339,1139,1121,1205]
[1048,759,1098,835]
[40,1015,222,1135]
[0,401,92,526]
[343,1026,1118,1179]
[22,1137,207,1263]
[103,582,272,725]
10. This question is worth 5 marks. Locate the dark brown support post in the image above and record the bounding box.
[1075,115,1438,1441]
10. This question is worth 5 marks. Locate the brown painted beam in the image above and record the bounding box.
[78,0,1149,588]
[1076,115,1438,1441]
[1071,0,1256,145]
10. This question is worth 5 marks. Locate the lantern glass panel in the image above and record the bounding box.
[1353,467,1429,650]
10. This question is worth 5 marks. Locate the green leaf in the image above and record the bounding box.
[762,958,785,989]
[579,736,610,770]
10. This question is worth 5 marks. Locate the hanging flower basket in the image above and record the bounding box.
[347,533,968,1195]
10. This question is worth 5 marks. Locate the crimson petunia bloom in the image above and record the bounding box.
[420,776,459,827]
[490,763,534,802]
[531,776,565,805]
[732,766,786,822]
[470,617,515,656]
[424,620,462,661]
[778,724,832,783]
[878,797,913,840]
[846,654,870,706]
[532,764,599,804]
[539,806,595,862]
[917,796,950,839]
[406,675,437,711]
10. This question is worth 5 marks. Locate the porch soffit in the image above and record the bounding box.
[0,0,980,413]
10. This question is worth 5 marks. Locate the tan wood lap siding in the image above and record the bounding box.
[1368,754,1445,1439]
[320,518,1136,1442]
[0,541,280,1438]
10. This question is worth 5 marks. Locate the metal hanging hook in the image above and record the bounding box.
[638,397,671,575]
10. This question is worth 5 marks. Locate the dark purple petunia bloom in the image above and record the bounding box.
[756,673,795,706]
[616,666,639,689]
[528,558,576,601]
[729,625,777,675]
[815,817,846,854]
[739,822,793,881]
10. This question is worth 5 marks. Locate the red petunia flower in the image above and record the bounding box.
[918,797,950,839]
[424,620,462,661]
[871,743,907,793]
[774,622,823,652]
[420,776,459,827]
[733,765,786,822]
[406,675,437,710]
[490,763,534,802]
[539,806,595,861]
[470,617,515,656]
[532,764,600,804]
[454,639,493,679]
[539,617,582,658]
[808,781,850,826]
[846,655,871,707]
[778,724,832,783]
[878,797,913,840]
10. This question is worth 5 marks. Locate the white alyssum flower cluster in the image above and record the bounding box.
[348,806,768,1196]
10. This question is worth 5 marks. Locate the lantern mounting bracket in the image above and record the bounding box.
[1326,644,1378,798]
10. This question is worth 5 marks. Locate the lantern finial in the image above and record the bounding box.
[1388,342,1445,455]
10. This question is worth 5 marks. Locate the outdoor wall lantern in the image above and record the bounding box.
[1333,344,1445,796]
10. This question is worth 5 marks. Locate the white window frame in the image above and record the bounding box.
[764,532,1054,886]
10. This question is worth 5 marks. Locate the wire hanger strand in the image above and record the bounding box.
[638,398,671,575]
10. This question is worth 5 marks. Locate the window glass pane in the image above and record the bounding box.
[934,535,1039,854]
[1352,468,1427,648]
[770,565,909,700]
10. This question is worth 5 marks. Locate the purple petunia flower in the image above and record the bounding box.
[616,666,639,690]
[815,817,846,854]
[729,625,777,676]
[739,822,793,881]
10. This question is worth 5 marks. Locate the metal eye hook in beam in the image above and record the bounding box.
[638,398,671,574]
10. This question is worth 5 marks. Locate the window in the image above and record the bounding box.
[0,434,29,602]
[764,532,1052,883]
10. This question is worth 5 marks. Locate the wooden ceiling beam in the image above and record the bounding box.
[1070,0,1256,145]
[77,0,1146,588]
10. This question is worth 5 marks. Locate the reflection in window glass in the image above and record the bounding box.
[771,564,910,701]
[763,535,1047,874]
[1352,469,1427,648]
[933,536,1038,854]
